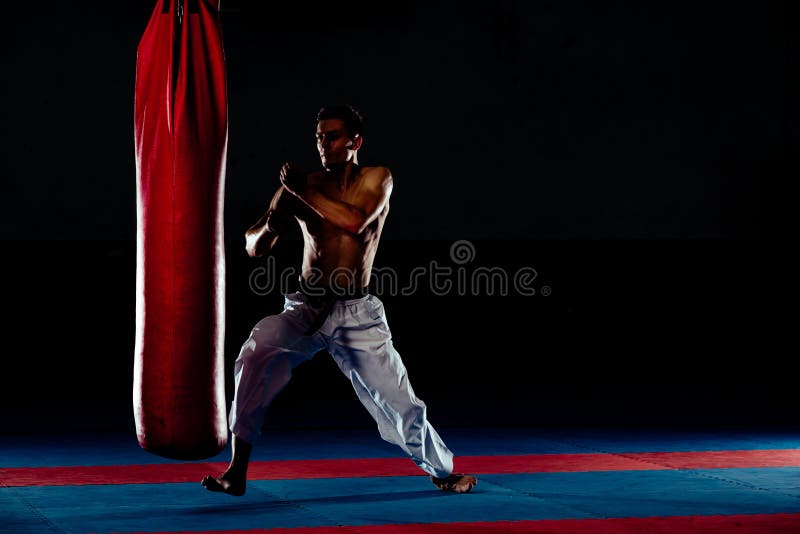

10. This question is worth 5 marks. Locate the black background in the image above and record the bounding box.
[0,1,791,436]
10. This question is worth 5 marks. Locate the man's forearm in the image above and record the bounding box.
[244,209,281,257]
[296,186,366,234]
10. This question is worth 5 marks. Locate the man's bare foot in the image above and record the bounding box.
[431,473,477,493]
[203,436,252,497]
[201,471,246,497]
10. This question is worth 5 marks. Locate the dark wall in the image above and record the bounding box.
[0,2,789,434]
[2,1,784,241]
[0,238,785,434]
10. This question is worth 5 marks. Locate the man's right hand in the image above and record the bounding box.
[279,162,308,198]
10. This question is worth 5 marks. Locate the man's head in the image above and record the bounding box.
[316,104,364,169]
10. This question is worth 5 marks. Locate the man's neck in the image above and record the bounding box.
[326,161,359,192]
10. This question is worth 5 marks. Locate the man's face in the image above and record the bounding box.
[316,119,357,169]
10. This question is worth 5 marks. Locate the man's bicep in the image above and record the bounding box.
[361,169,393,223]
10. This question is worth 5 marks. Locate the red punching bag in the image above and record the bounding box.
[133,0,228,460]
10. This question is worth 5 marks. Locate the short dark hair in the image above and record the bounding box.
[316,104,364,137]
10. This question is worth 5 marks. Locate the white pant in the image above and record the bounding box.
[229,291,454,478]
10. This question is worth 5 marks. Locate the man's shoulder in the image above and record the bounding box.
[361,165,391,175]
[361,166,393,186]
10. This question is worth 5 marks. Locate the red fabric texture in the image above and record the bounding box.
[133,0,228,460]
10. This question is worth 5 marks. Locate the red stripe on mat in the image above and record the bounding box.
[141,513,800,533]
[2,449,798,487]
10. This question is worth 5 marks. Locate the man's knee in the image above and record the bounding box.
[242,314,298,353]
[236,343,286,368]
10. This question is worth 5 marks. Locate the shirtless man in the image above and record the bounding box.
[202,105,477,496]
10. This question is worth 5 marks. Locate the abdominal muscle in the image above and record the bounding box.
[298,205,387,291]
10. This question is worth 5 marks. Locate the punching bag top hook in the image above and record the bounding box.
[171,0,199,23]
[162,0,185,23]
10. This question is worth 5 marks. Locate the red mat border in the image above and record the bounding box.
[140,513,800,533]
[1,449,798,487]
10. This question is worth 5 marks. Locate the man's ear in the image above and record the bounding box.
[347,134,363,151]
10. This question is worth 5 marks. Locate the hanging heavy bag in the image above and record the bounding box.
[133,0,228,460]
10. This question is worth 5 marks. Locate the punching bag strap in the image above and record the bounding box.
[162,0,200,23]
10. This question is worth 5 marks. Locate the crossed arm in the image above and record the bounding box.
[245,166,393,257]
[289,166,393,235]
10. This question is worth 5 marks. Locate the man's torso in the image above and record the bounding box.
[291,165,390,291]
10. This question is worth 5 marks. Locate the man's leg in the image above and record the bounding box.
[201,435,252,496]
[326,296,477,493]
[203,294,326,496]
